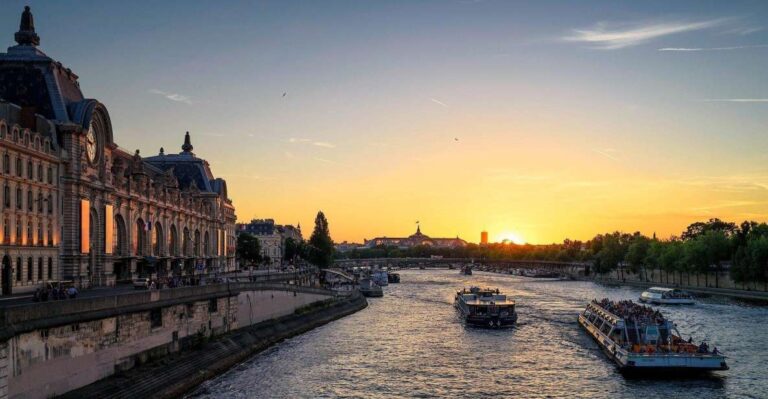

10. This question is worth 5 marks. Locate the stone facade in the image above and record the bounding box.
[236,219,303,267]
[0,102,60,295]
[364,225,467,249]
[0,7,236,292]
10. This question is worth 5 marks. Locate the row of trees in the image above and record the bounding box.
[338,219,768,286]
[236,211,336,269]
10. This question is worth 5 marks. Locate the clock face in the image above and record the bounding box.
[86,126,97,164]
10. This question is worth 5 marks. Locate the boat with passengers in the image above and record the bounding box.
[578,299,727,374]
[639,287,695,305]
[455,287,517,328]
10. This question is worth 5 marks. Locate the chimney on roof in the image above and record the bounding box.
[15,6,40,46]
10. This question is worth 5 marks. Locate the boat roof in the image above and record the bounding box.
[462,296,516,306]
[647,287,677,292]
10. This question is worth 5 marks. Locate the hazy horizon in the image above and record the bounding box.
[3,0,767,244]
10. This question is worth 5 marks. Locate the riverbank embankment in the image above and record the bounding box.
[61,291,368,399]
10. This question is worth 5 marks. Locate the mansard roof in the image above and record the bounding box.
[144,132,221,195]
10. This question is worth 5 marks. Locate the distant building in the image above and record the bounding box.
[364,225,467,249]
[335,241,363,252]
[481,231,488,245]
[236,219,302,266]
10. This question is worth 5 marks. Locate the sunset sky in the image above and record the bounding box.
[3,1,768,244]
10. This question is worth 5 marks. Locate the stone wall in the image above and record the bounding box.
[0,283,333,399]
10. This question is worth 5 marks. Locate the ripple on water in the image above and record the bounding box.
[187,270,768,399]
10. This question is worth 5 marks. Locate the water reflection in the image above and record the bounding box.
[189,270,768,399]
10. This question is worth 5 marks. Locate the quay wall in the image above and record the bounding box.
[592,270,768,300]
[0,282,334,399]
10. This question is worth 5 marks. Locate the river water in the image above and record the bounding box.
[189,270,767,399]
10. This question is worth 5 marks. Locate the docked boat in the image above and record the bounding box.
[359,278,383,297]
[387,273,400,283]
[372,270,389,286]
[454,287,517,328]
[461,265,472,275]
[578,299,727,374]
[640,287,695,305]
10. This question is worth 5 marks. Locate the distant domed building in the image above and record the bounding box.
[364,225,467,249]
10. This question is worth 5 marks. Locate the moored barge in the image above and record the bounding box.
[455,287,517,328]
[578,299,727,374]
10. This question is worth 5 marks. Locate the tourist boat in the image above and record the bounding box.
[639,287,695,305]
[461,265,472,275]
[358,278,383,297]
[372,270,389,286]
[578,299,727,373]
[454,287,517,328]
[387,273,400,283]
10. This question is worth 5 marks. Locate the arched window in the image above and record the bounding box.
[153,222,163,256]
[47,257,53,279]
[23,133,29,146]
[3,185,9,208]
[3,217,9,244]
[15,187,21,209]
[194,230,201,256]
[2,154,8,174]
[204,231,210,256]
[26,160,32,179]
[16,257,22,281]
[47,167,52,184]
[27,257,32,281]
[37,192,43,213]
[27,190,33,211]
[183,227,190,256]
[47,194,53,214]
[37,258,42,281]
[135,218,146,256]
[37,164,42,182]
[15,157,22,177]
[0,123,6,138]
[170,225,178,256]
[27,221,33,244]
[47,223,53,246]
[37,222,42,244]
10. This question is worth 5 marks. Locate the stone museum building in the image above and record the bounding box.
[0,7,237,294]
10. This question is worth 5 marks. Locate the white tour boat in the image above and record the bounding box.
[639,287,695,305]
[454,287,517,328]
[578,299,727,374]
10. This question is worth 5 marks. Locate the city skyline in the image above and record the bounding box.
[3,1,767,244]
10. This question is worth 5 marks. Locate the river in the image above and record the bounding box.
[188,270,767,399]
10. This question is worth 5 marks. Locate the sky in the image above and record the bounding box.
[2,0,768,244]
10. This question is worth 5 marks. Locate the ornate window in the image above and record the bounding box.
[47,257,53,279]
[16,187,22,209]
[37,164,42,182]
[27,221,33,244]
[27,160,32,179]
[27,190,33,211]
[15,219,21,244]
[47,167,52,184]
[15,157,22,177]
[37,192,43,213]
[3,185,9,208]
[27,257,32,281]
[3,218,8,244]
[37,222,42,244]
[47,223,53,246]
[47,194,52,214]
[2,154,8,174]
[37,258,42,281]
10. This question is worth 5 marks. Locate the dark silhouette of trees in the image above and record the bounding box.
[236,233,261,268]
[308,211,334,268]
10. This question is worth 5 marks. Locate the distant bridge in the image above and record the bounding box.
[334,258,590,277]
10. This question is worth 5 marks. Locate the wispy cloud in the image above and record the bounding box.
[721,26,763,36]
[430,98,448,107]
[659,44,768,52]
[288,138,336,148]
[699,98,768,103]
[592,148,620,161]
[313,157,342,165]
[564,18,728,49]
[149,89,192,105]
